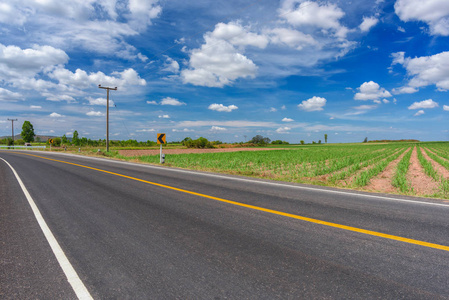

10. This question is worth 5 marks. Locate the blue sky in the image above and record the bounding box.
[1,0,448,143]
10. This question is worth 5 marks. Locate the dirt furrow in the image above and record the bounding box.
[420,148,449,180]
[363,147,411,193]
[406,146,439,196]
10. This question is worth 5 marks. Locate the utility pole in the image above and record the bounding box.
[98,85,117,152]
[7,118,18,149]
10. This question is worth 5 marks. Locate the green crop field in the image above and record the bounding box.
[101,141,449,199]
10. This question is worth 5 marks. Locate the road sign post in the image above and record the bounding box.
[157,133,166,164]
[48,138,53,151]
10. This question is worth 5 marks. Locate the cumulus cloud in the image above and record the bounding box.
[86,111,104,116]
[354,81,392,101]
[208,103,238,112]
[298,96,326,111]
[392,86,418,95]
[408,99,439,109]
[0,44,68,79]
[30,105,42,109]
[359,17,379,32]
[181,22,267,87]
[391,51,449,91]
[50,67,146,89]
[146,100,158,105]
[414,110,425,116]
[279,0,347,37]
[211,126,227,131]
[276,126,291,133]
[87,97,115,106]
[268,28,318,50]
[395,0,449,36]
[172,128,194,132]
[160,97,185,106]
[49,112,63,118]
[269,107,277,112]
[282,117,294,122]
[0,87,22,101]
[162,56,180,73]
[444,105,449,111]
[158,114,170,118]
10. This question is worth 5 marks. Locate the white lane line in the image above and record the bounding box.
[0,157,93,300]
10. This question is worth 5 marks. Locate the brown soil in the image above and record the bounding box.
[118,147,285,157]
[363,148,411,193]
[406,147,439,196]
[338,148,403,187]
[421,148,449,180]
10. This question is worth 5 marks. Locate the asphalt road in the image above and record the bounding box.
[1,150,449,299]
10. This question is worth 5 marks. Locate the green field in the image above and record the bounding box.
[98,141,449,199]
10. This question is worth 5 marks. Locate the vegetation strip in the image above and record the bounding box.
[10,152,449,253]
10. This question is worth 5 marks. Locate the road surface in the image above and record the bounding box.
[1,150,448,299]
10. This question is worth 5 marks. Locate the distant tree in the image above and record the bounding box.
[61,134,68,144]
[250,135,271,145]
[312,141,316,144]
[6,137,13,146]
[181,137,192,146]
[363,137,368,143]
[324,134,328,143]
[36,136,41,143]
[318,140,321,144]
[21,121,35,143]
[73,130,79,145]
[300,140,305,145]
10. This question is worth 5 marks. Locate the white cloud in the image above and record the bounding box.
[162,56,180,73]
[30,105,42,109]
[158,114,170,118]
[44,94,76,103]
[280,1,347,36]
[391,51,449,91]
[395,0,449,36]
[444,105,449,111]
[208,103,238,112]
[160,97,185,106]
[268,28,318,50]
[181,22,267,87]
[49,112,63,118]
[0,44,68,79]
[172,128,194,132]
[354,81,392,101]
[211,126,227,131]
[87,97,115,106]
[178,120,278,128]
[136,128,155,132]
[353,105,377,110]
[147,100,158,105]
[408,99,439,109]
[282,117,294,122]
[359,17,379,32]
[382,99,390,104]
[276,126,291,133]
[414,110,425,116]
[0,87,22,101]
[50,67,146,89]
[269,107,277,112]
[392,86,418,94]
[298,96,326,111]
[86,111,104,116]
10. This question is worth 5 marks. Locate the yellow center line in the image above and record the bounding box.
[10,152,449,252]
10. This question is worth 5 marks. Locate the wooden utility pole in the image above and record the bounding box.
[7,118,18,149]
[98,85,117,152]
